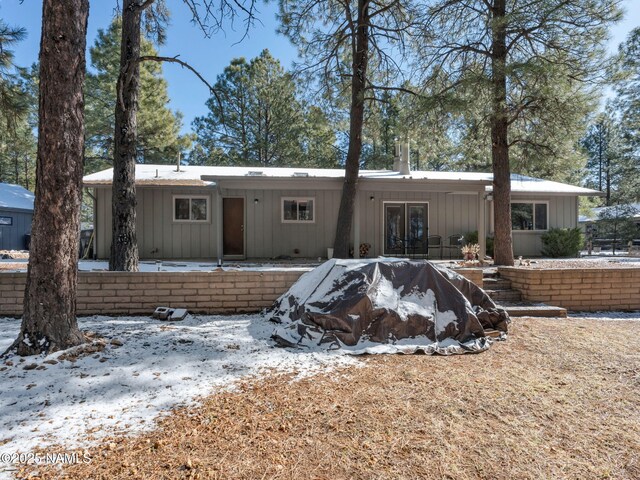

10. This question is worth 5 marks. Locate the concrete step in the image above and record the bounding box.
[502,305,567,318]
[483,277,512,290]
[482,268,499,279]
[486,289,522,302]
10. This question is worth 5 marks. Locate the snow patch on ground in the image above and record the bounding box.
[78,260,315,273]
[0,314,358,477]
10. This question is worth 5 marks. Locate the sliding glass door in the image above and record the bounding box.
[384,202,428,256]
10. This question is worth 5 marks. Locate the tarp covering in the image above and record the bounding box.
[268,259,509,355]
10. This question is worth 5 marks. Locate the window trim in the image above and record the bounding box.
[172,195,211,223]
[281,197,316,224]
[511,200,549,232]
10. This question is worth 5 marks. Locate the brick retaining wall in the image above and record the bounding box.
[0,270,306,317]
[0,267,483,317]
[499,267,640,311]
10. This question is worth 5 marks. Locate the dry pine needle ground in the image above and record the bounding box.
[24,317,640,480]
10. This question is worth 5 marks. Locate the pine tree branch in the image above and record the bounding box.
[137,54,225,122]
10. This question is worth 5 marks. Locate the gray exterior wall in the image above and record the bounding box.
[510,194,578,257]
[224,187,341,259]
[357,188,483,258]
[0,208,33,250]
[95,186,217,260]
[92,182,580,260]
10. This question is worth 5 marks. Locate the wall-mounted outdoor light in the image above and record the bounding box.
[254,198,259,204]
[369,195,375,202]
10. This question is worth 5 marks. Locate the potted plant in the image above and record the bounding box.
[460,243,480,262]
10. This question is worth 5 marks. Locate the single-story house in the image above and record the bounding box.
[0,183,35,251]
[83,161,600,260]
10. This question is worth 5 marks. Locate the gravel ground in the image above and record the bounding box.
[515,257,640,269]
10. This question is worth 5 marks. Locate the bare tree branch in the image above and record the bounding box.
[137,54,226,123]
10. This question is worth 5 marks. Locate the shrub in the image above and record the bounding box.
[463,231,494,257]
[465,231,478,244]
[541,228,584,258]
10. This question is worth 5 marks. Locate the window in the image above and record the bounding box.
[511,202,548,231]
[173,196,210,222]
[0,216,12,226]
[282,198,315,223]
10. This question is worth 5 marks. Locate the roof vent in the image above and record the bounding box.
[247,171,264,176]
[293,172,309,177]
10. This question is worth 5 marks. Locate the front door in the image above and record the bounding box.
[384,202,428,256]
[223,198,244,257]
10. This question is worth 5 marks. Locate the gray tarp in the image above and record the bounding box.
[268,259,509,355]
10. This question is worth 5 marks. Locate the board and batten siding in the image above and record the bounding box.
[95,186,217,260]
[93,183,580,260]
[358,189,482,257]
[0,209,33,250]
[510,195,578,257]
[95,185,486,260]
[223,187,342,259]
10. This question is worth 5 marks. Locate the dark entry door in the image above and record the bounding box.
[223,198,244,257]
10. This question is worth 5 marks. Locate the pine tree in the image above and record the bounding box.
[193,50,308,166]
[0,19,27,130]
[84,17,187,175]
[107,0,258,272]
[582,109,622,205]
[0,20,37,189]
[613,27,640,202]
[9,0,89,356]
[418,0,621,265]
[300,105,339,168]
[279,0,414,258]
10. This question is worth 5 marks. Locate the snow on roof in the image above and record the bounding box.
[504,174,601,195]
[83,165,216,187]
[83,164,601,195]
[0,183,35,212]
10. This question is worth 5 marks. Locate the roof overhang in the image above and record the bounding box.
[83,179,215,187]
[81,165,598,196]
[0,206,34,214]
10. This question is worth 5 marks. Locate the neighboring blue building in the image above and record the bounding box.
[0,183,35,250]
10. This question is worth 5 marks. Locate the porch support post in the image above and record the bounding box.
[216,186,223,261]
[354,191,361,259]
[478,190,487,259]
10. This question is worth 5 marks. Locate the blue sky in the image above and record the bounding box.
[1,0,638,134]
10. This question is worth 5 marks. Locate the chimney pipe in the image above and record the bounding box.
[399,140,410,175]
[176,151,181,172]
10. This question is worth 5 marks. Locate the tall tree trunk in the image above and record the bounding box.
[333,0,369,259]
[109,0,148,271]
[11,0,89,356]
[24,155,29,190]
[14,154,19,185]
[605,154,611,205]
[490,0,514,266]
[597,128,603,192]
